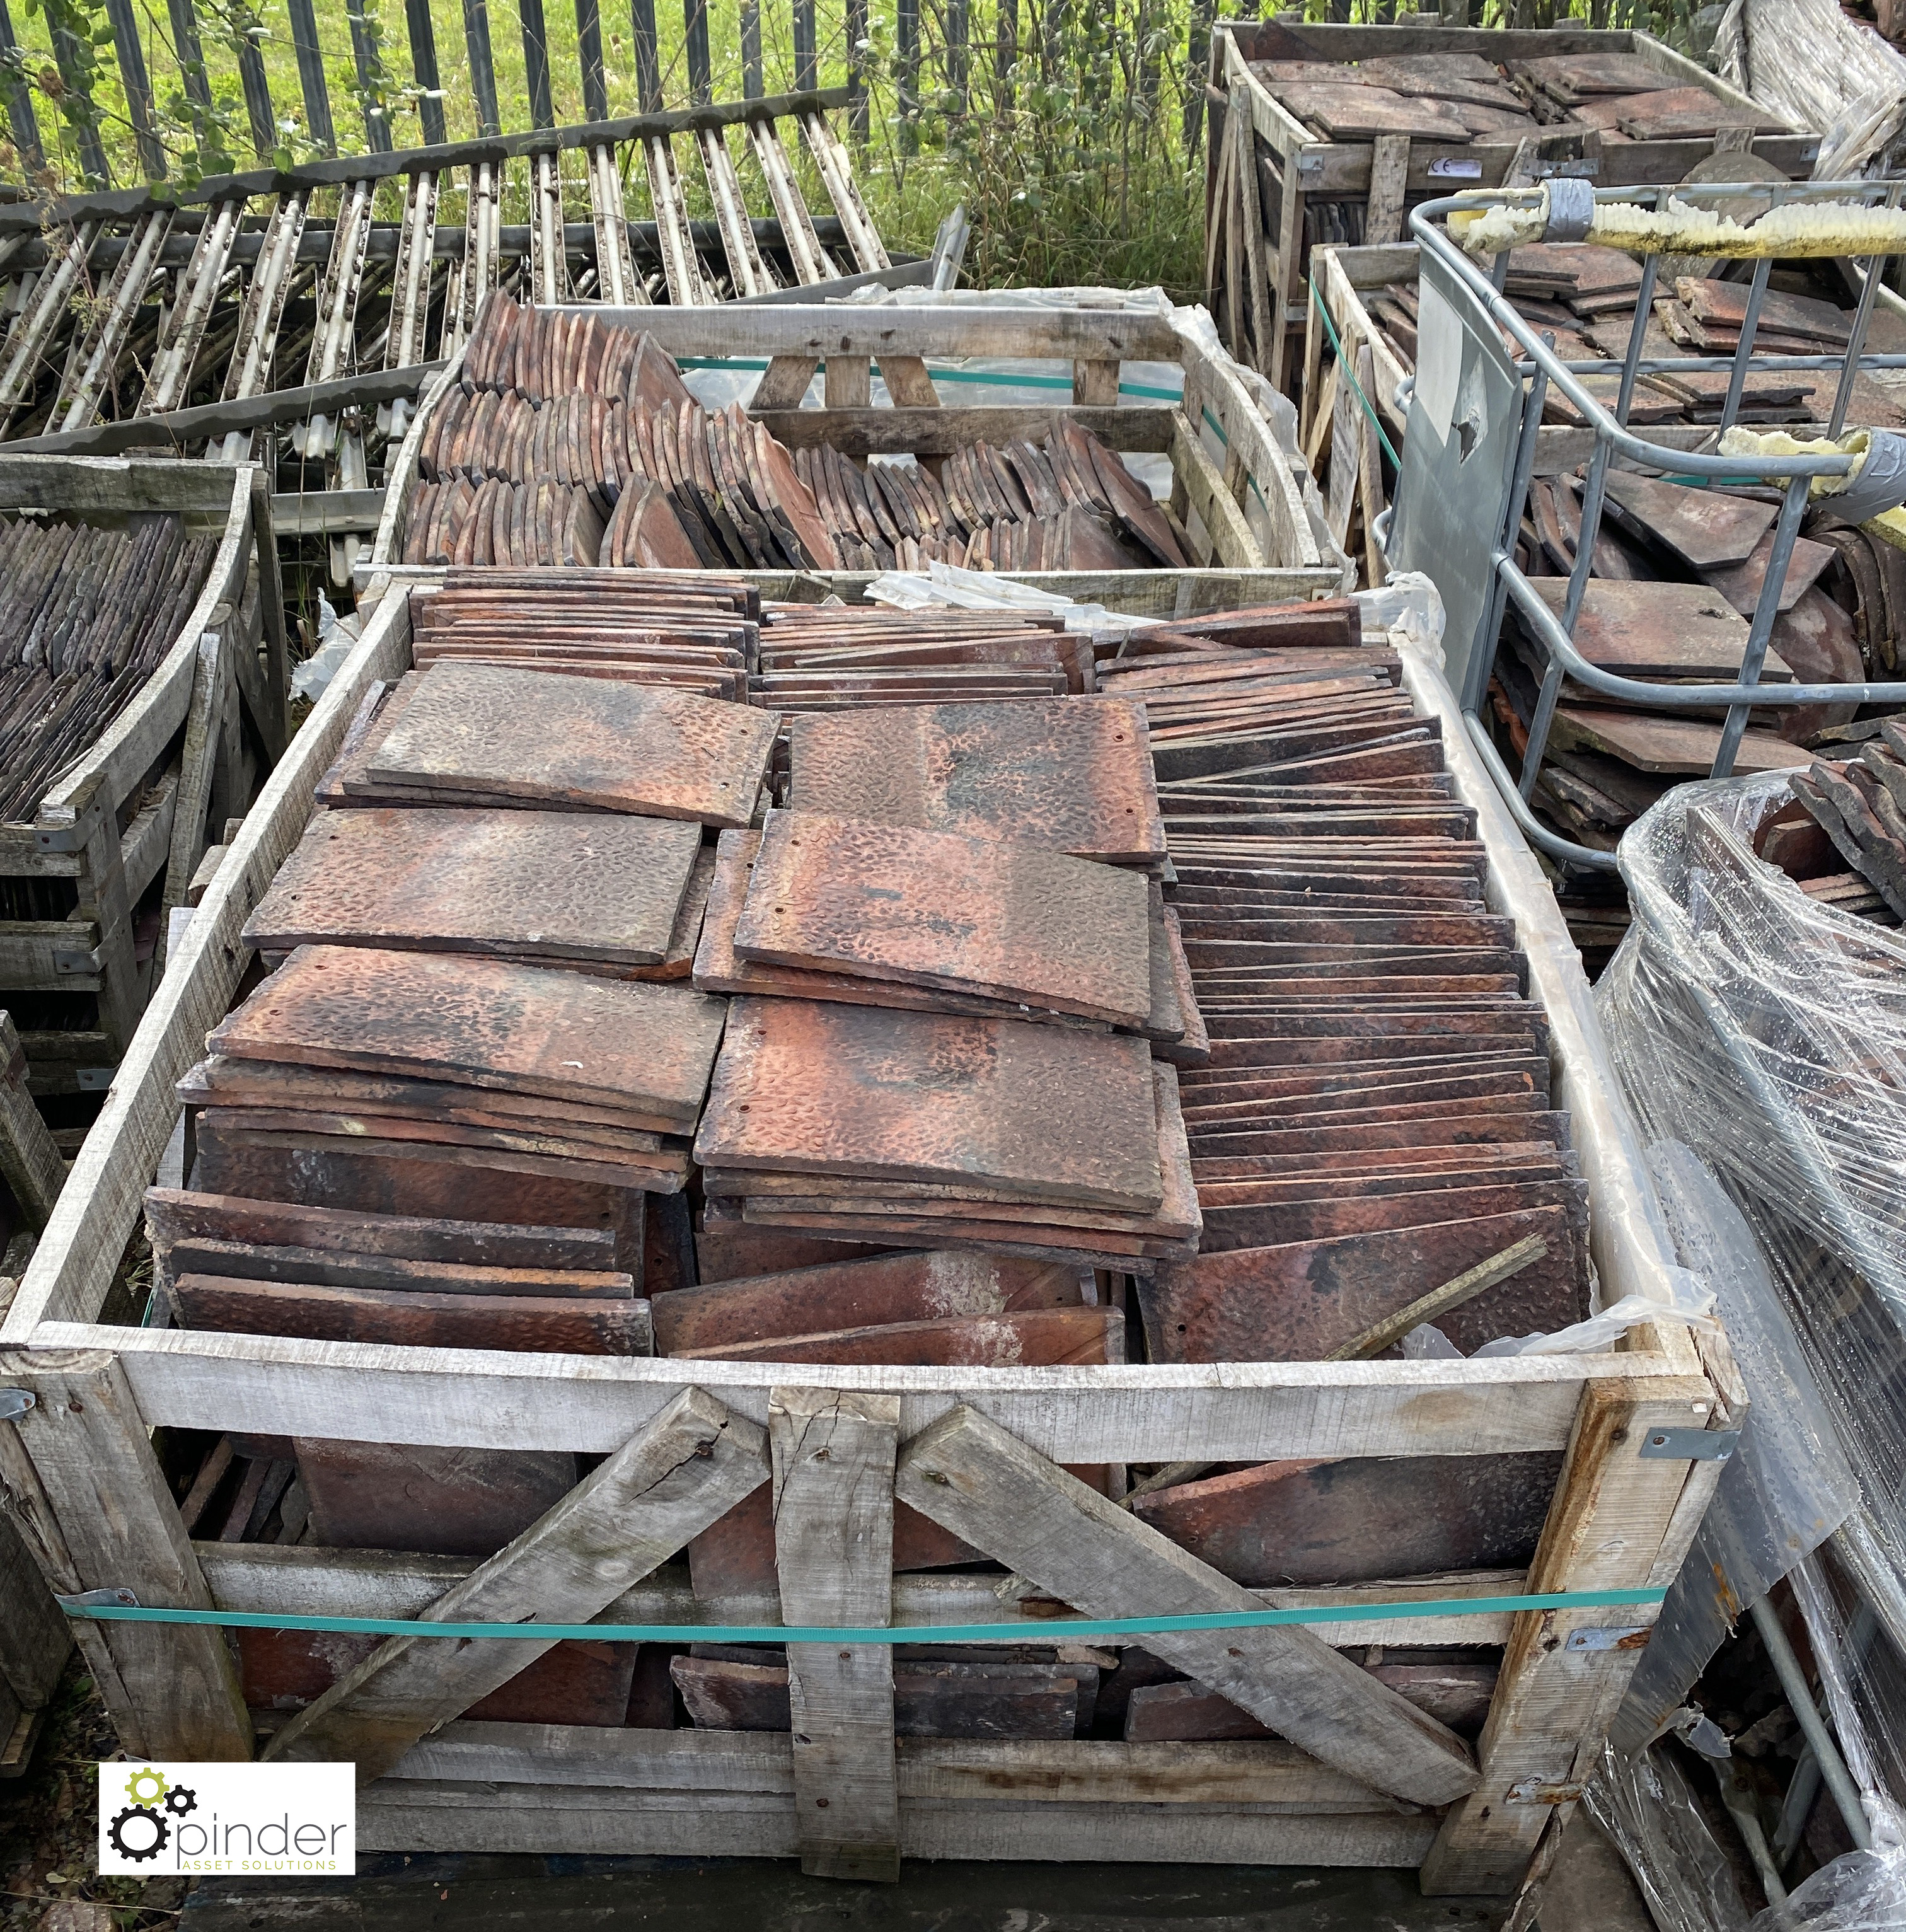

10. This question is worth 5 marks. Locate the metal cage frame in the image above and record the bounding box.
[1394,177,1906,873]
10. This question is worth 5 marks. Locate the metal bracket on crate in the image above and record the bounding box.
[1508,1778,1585,1805]
[32,805,108,855]
[0,1389,35,1422]
[55,1588,139,1609]
[1639,1427,1741,1462]
[54,947,102,976]
[74,1068,115,1091]
[1564,1625,1652,1653]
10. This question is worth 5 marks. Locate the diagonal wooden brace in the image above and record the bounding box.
[265,1387,768,1783]
[894,1403,1479,1809]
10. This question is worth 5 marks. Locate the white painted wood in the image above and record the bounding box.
[772,1386,899,1880]
[265,1389,768,1782]
[894,1405,1477,1810]
[38,1316,1675,1457]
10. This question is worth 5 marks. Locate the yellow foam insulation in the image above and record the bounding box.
[1454,194,1906,260]
[1716,425,1868,497]
[1449,202,1549,255]
[1866,506,1906,553]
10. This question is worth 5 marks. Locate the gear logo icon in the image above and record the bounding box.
[164,1785,198,1818]
[124,1767,170,1805]
[108,1804,168,1863]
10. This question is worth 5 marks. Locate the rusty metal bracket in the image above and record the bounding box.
[0,1389,34,1421]
[1507,1778,1585,1805]
[1564,1624,1651,1653]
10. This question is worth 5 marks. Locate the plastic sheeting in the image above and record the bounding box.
[1595,773,1906,1923]
[1714,0,1906,178]
[1612,1143,1858,1758]
[1583,1738,1755,1932]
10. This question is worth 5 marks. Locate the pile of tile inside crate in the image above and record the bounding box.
[402,293,1184,574]
[1252,47,1786,151]
[1747,717,1906,925]
[1365,244,1903,433]
[1080,601,1601,1665]
[0,514,218,824]
[1356,244,1906,881]
[147,584,1598,1751]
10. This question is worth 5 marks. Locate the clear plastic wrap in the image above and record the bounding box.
[1581,1738,1755,1932]
[1719,0,1906,168]
[1614,1143,1859,1757]
[1595,773,1906,1917]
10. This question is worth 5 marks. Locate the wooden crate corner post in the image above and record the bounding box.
[0,1346,252,1760]
[1418,1372,1722,1895]
[773,1384,901,1882]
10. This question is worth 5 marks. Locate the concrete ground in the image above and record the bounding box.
[175,1815,1658,1932]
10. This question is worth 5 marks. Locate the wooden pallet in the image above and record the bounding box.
[366,299,1341,615]
[0,458,284,1111]
[0,581,1738,1895]
[1207,21,1820,395]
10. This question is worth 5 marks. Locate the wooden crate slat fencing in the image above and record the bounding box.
[0,551,1740,1890]
[0,89,926,553]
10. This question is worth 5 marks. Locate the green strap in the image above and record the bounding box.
[1307,275,1404,471]
[674,356,1184,403]
[62,1587,1664,1645]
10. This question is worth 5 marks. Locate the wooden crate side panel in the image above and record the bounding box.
[356,1778,1438,1863]
[1421,1375,1718,1895]
[0,591,415,1341]
[1315,246,1413,443]
[388,1725,1405,1810]
[35,1315,1673,1456]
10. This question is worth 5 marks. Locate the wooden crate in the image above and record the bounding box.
[1208,20,1822,395]
[0,460,287,1109]
[364,300,1344,615]
[0,580,1738,1894]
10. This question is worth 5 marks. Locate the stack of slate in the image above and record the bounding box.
[1511,50,1786,141]
[405,291,1188,576]
[313,655,777,821]
[165,645,778,1351]
[406,294,841,571]
[1489,468,1857,862]
[690,782,1199,1275]
[1782,722,1906,920]
[0,514,217,823]
[1252,52,1533,142]
[1366,247,1823,431]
